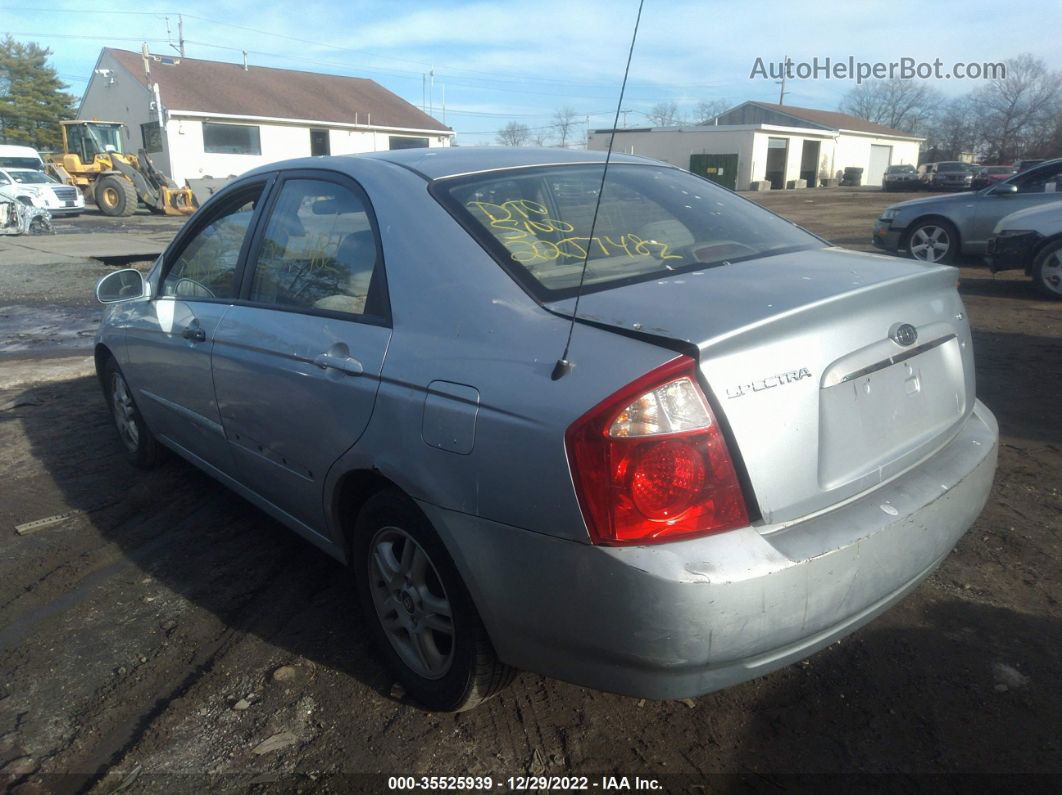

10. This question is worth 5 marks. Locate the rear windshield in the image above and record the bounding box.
[435,164,822,299]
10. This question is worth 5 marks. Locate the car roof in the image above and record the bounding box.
[340,146,664,180]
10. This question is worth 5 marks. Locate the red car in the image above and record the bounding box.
[972,165,1018,190]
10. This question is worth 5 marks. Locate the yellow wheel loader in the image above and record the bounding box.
[45,121,196,217]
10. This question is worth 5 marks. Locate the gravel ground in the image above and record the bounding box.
[0,190,1059,792]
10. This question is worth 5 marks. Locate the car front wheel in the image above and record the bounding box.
[1032,240,1062,300]
[354,490,513,711]
[906,219,958,264]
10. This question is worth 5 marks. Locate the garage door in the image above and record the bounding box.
[867,145,892,187]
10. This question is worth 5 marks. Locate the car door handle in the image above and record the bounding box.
[181,324,206,342]
[313,352,364,376]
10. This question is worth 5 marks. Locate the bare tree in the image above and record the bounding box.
[647,101,682,127]
[922,95,978,161]
[839,79,939,135]
[694,99,730,125]
[969,53,1062,162]
[552,105,579,148]
[496,121,531,146]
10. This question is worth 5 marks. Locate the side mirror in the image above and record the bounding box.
[96,268,149,303]
[993,183,1019,195]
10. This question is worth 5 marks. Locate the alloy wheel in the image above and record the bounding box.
[367,526,455,680]
[909,225,951,262]
[1039,250,1062,297]
[110,371,140,452]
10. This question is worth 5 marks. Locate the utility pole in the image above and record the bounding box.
[429,68,434,116]
[178,14,185,57]
[776,55,790,105]
[620,108,632,128]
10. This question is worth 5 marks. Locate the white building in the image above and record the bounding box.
[78,48,453,185]
[589,101,923,190]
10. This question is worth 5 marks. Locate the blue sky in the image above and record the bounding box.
[4,0,1061,145]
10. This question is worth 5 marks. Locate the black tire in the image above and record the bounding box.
[95,175,137,217]
[1031,240,1062,300]
[102,357,160,468]
[354,490,513,711]
[905,218,959,264]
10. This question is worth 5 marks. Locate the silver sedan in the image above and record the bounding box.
[874,158,1062,263]
[95,148,997,711]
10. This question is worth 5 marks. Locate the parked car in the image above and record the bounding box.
[1014,158,1048,173]
[985,202,1062,298]
[94,148,998,711]
[971,165,1018,191]
[0,144,45,171]
[881,164,920,192]
[918,161,974,191]
[874,157,1062,263]
[0,167,84,216]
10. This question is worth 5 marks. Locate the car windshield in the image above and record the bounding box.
[0,157,43,170]
[8,170,50,184]
[987,167,1014,175]
[436,164,822,298]
[887,165,916,174]
[938,163,969,173]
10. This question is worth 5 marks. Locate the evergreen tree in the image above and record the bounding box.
[0,35,76,150]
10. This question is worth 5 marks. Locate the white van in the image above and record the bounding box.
[0,144,45,171]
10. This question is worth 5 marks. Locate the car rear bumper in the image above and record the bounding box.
[423,400,998,700]
[986,231,1041,273]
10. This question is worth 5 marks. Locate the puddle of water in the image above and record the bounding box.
[0,304,102,355]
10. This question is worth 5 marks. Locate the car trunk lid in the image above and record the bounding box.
[547,247,975,524]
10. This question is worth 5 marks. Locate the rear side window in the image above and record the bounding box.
[1015,162,1062,194]
[162,186,263,299]
[436,164,821,299]
[247,178,380,317]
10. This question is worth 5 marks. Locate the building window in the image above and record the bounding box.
[310,129,330,156]
[141,121,163,153]
[203,122,262,155]
[389,136,429,150]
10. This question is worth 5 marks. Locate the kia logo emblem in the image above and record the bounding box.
[890,323,918,347]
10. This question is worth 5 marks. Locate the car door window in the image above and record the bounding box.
[162,186,263,299]
[0,173,9,185]
[248,178,380,317]
[1015,163,1062,194]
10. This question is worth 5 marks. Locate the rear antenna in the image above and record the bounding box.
[551,0,645,381]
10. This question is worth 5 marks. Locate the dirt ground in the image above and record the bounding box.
[0,191,1059,792]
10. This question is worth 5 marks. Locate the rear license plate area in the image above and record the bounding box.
[818,337,965,490]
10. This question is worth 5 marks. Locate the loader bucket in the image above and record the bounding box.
[161,186,197,216]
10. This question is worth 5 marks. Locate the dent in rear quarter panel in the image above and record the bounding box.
[320,158,680,545]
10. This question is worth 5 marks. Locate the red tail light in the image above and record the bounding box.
[565,356,749,545]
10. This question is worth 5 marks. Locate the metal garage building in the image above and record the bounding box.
[588,101,922,191]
